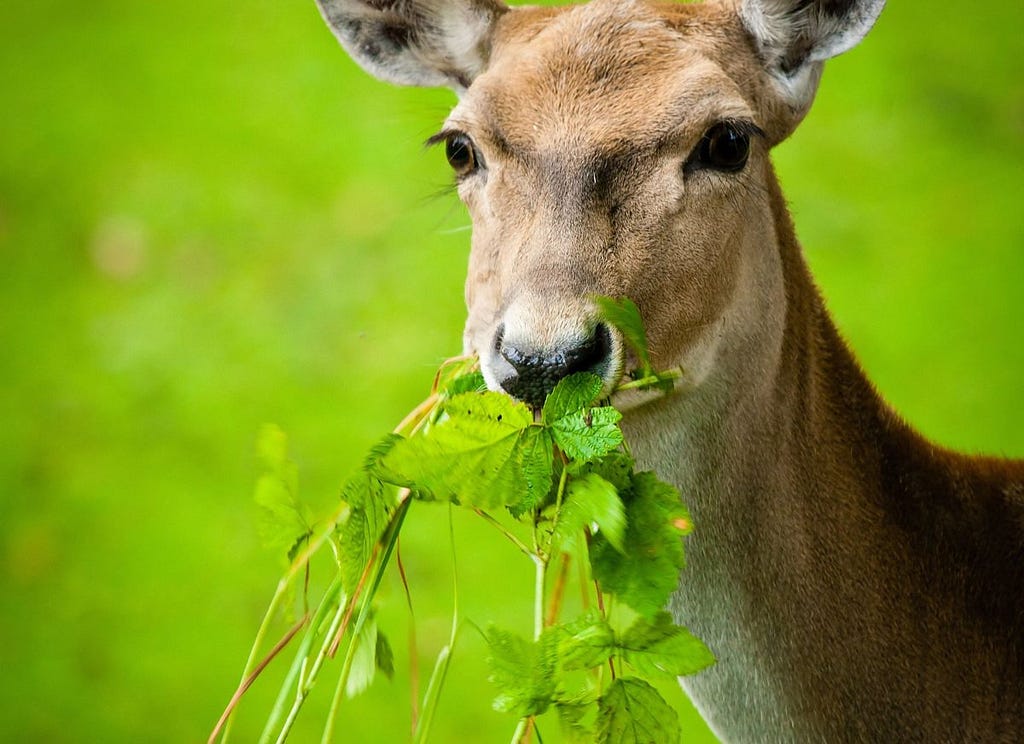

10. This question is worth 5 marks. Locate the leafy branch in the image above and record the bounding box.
[210,298,710,743]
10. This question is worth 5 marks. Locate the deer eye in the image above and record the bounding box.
[445,133,479,176]
[686,122,752,174]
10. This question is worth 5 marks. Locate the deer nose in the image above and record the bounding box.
[495,322,613,408]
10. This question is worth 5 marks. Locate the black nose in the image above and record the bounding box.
[496,323,613,408]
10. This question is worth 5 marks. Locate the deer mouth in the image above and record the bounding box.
[480,321,624,410]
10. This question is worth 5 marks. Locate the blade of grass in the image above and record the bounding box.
[412,504,460,744]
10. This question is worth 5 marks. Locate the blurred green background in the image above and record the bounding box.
[1,0,1021,741]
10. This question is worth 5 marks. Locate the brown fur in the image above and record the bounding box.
[315,0,1024,739]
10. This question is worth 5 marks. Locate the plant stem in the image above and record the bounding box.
[413,505,460,744]
[257,576,344,744]
[510,717,530,744]
[533,554,546,641]
[474,508,532,557]
[612,367,684,393]
[274,585,351,744]
[214,576,290,743]
[209,613,308,744]
[319,617,367,744]
[394,393,440,436]
[395,542,420,737]
[315,497,412,742]
[545,552,571,627]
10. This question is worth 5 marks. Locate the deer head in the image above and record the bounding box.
[316,0,883,409]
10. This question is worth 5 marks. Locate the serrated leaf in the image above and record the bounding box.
[556,699,595,743]
[364,433,413,488]
[375,629,395,680]
[568,450,634,496]
[542,372,603,424]
[485,627,558,717]
[595,677,680,744]
[549,405,623,462]
[591,472,687,617]
[593,296,652,376]
[552,473,625,556]
[556,612,615,671]
[337,471,391,593]
[618,611,715,677]
[346,619,378,698]
[253,425,311,558]
[508,426,556,516]
[443,391,534,429]
[380,392,550,510]
[444,370,486,396]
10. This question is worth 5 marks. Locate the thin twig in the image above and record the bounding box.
[396,540,421,737]
[474,509,533,557]
[545,552,571,627]
[208,614,308,744]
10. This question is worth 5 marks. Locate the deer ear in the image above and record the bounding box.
[739,0,885,113]
[315,0,508,92]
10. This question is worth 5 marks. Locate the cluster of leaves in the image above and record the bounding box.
[214,298,711,744]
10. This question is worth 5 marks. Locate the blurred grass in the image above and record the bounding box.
[0,0,1020,742]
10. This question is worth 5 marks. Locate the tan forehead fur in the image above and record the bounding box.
[449,0,776,154]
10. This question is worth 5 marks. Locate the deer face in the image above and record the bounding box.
[316,0,884,406]
[450,3,772,406]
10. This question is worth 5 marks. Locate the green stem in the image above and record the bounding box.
[216,576,290,743]
[319,618,365,744]
[413,505,460,744]
[613,367,683,393]
[316,497,413,743]
[257,575,344,744]
[510,717,530,744]
[273,587,350,744]
[544,457,570,560]
[533,555,546,641]
[474,508,532,557]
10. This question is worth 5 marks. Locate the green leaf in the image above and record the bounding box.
[375,628,396,680]
[346,619,378,698]
[590,472,687,617]
[253,425,311,559]
[618,612,715,678]
[542,372,603,424]
[364,433,414,488]
[484,626,558,717]
[593,296,652,376]
[552,473,626,556]
[337,470,391,593]
[570,450,634,494]
[444,370,486,397]
[444,391,534,429]
[556,612,615,671]
[508,426,556,516]
[549,405,623,463]
[380,392,551,510]
[595,677,680,744]
[556,698,596,743]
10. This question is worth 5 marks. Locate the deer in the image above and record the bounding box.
[312,0,1024,740]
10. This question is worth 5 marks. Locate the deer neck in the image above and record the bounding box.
[620,161,895,738]
[622,160,876,517]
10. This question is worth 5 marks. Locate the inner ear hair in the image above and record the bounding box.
[315,0,508,92]
[740,0,886,74]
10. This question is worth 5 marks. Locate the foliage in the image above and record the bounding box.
[210,301,710,743]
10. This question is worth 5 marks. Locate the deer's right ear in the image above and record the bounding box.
[315,0,508,93]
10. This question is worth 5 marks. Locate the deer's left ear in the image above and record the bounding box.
[315,0,508,93]
[739,0,885,133]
